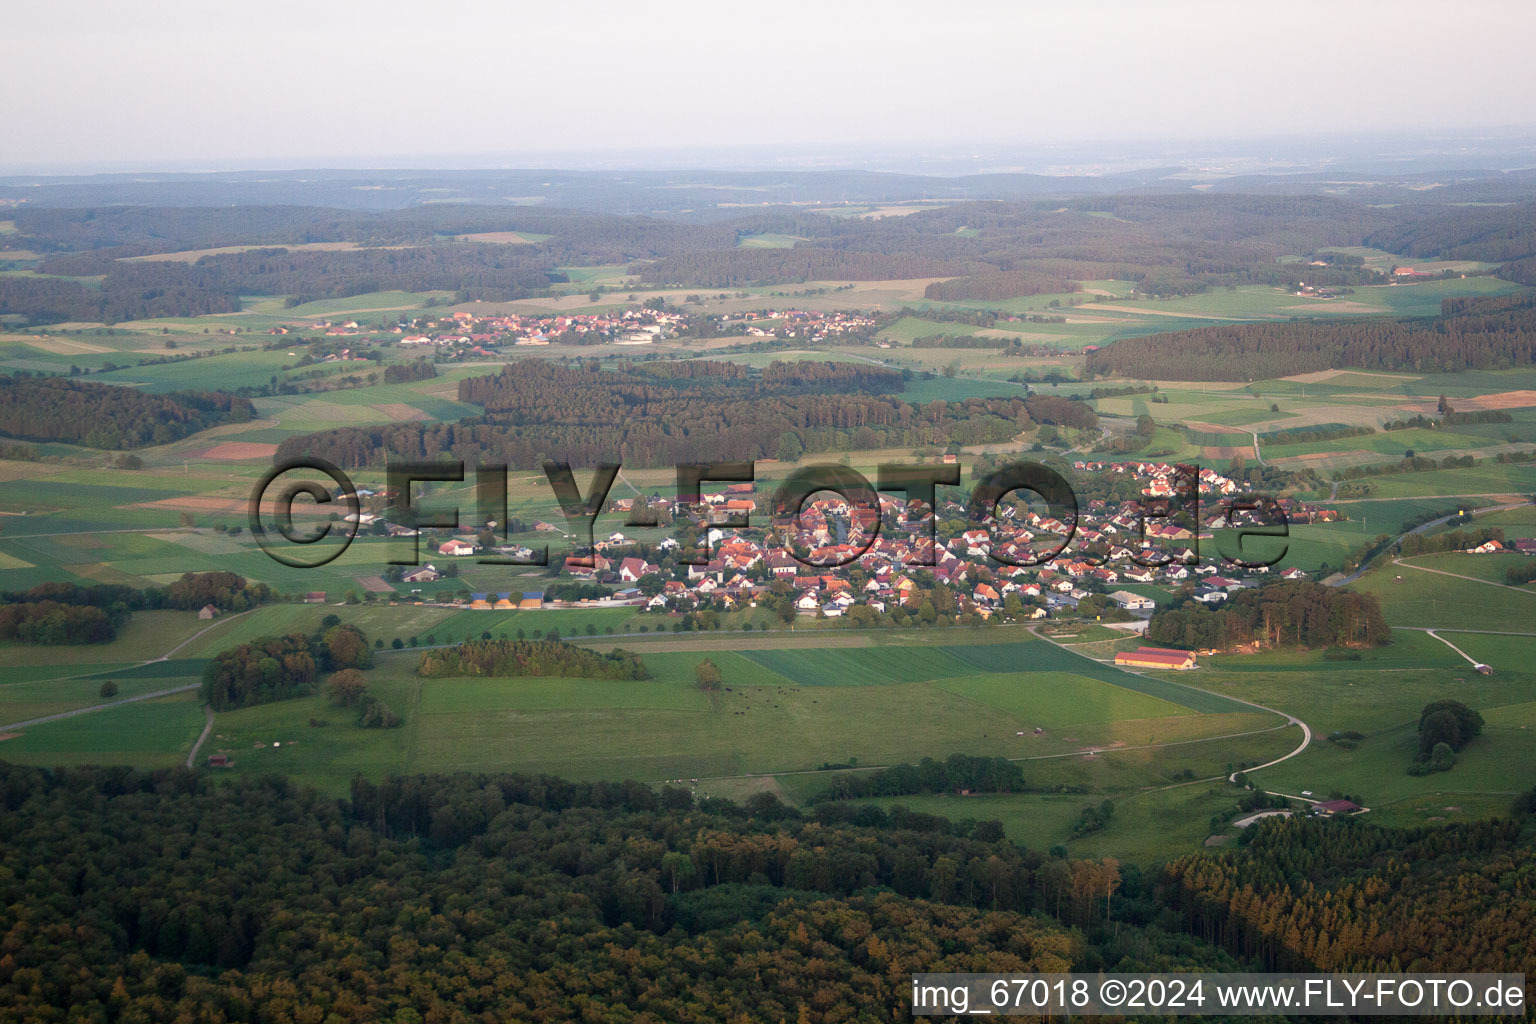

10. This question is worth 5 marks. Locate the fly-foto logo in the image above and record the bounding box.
[248,457,1289,571]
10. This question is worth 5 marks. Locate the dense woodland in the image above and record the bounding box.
[923,269,1080,301]
[276,360,1049,469]
[1086,292,1536,380]
[0,763,1529,1021]
[1146,581,1391,651]
[0,376,255,449]
[0,765,1090,1023]
[1164,817,1534,974]
[0,265,242,324]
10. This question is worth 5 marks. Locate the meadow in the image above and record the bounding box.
[0,615,1293,863]
[1211,651,1536,828]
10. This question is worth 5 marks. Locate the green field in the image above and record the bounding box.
[0,618,1291,861]
[1349,562,1536,631]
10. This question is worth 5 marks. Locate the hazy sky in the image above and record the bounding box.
[9,0,1536,170]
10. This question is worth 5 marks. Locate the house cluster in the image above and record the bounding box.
[394,308,688,349]
[718,310,880,340]
[505,468,1334,619]
[375,459,1339,621]
[1464,537,1536,554]
[269,320,368,338]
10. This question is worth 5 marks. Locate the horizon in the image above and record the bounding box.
[8,125,1536,180]
[11,0,1536,170]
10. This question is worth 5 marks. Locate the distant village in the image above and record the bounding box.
[271,306,886,355]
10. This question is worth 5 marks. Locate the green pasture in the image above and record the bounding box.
[0,693,206,769]
[1350,562,1536,631]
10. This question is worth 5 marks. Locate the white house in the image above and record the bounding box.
[1108,590,1155,611]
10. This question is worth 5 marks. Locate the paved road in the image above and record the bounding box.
[1328,499,1531,588]
[1022,626,1317,793]
[1392,554,1536,595]
[0,683,200,733]
[0,610,250,735]
[186,704,216,767]
[1421,629,1484,668]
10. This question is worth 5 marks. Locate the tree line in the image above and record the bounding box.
[1146,581,1391,651]
[200,624,371,711]
[818,754,1027,800]
[381,359,437,383]
[0,574,271,646]
[923,270,1080,301]
[417,637,649,679]
[1087,293,1536,380]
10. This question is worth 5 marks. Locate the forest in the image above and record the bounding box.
[5,192,1489,323]
[3,575,270,613]
[1086,292,1536,380]
[923,269,1080,301]
[0,763,1529,1021]
[1163,816,1534,974]
[0,262,243,325]
[0,376,256,449]
[276,360,1038,469]
[1146,581,1391,651]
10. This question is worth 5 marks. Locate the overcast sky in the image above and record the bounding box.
[9,0,1536,171]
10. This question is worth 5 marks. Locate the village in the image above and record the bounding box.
[358,459,1354,636]
[274,305,887,354]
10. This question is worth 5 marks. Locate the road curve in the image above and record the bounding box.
[1023,626,1314,793]
[1327,499,1531,588]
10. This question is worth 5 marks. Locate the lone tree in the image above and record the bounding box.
[1418,699,1484,754]
[695,658,722,691]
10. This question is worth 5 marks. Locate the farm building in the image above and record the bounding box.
[401,564,441,583]
[198,604,220,620]
[1313,799,1362,815]
[1107,590,1155,611]
[206,754,229,767]
[1115,646,1197,670]
[303,592,327,604]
